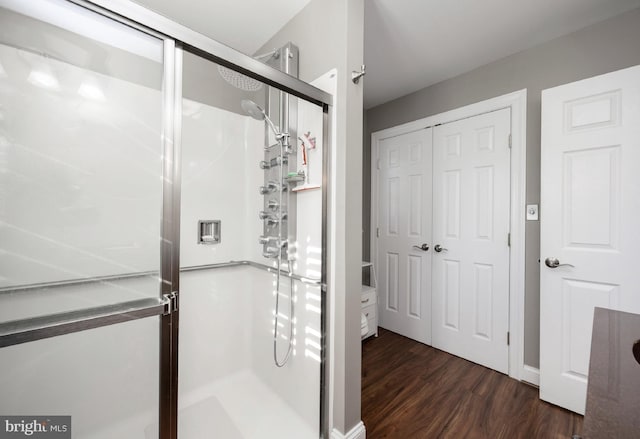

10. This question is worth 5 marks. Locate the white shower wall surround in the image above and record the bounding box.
[0,271,319,439]
[179,100,260,266]
[0,37,161,436]
[177,268,319,439]
[0,318,160,438]
[0,100,322,438]
[0,43,163,290]
[177,98,324,438]
[0,18,166,431]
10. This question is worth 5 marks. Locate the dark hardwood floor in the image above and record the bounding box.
[362,328,583,439]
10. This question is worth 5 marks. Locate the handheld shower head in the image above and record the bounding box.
[241,99,280,138]
[241,99,266,121]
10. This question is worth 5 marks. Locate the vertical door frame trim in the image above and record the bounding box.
[370,89,527,381]
[159,38,182,439]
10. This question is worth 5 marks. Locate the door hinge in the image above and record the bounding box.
[507,331,510,346]
[376,159,381,170]
[376,227,380,238]
[163,292,179,315]
[508,133,512,148]
[507,232,511,247]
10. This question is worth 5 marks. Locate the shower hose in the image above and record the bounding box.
[274,132,294,368]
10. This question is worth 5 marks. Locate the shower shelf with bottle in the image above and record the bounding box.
[284,171,305,183]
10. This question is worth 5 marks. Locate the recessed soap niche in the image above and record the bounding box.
[198,220,221,245]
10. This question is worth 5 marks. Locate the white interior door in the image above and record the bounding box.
[540,65,640,414]
[377,128,432,344]
[431,108,511,374]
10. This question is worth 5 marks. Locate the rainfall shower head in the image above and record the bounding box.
[218,65,263,91]
[217,49,280,92]
[241,99,280,137]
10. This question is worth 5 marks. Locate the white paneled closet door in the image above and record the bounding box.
[540,65,640,414]
[431,108,511,374]
[377,129,433,345]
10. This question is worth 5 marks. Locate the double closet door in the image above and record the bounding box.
[376,108,511,374]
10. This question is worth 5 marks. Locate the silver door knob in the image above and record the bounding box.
[544,257,575,268]
[413,244,429,251]
[434,244,447,253]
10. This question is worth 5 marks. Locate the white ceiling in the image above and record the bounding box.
[132,0,311,55]
[133,0,640,109]
[364,0,640,108]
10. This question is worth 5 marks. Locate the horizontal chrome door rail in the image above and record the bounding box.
[0,260,321,295]
[0,271,161,295]
[181,260,323,286]
[0,261,321,348]
[0,297,169,348]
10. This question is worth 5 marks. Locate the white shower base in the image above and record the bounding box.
[177,369,317,439]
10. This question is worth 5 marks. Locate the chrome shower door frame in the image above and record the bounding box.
[71,1,334,438]
[0,0,334,437]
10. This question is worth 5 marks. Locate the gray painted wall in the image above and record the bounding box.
[258,0,364,435]
[364,7,640,368]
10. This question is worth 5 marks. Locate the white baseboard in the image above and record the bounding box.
[331,421,366,439]
[521,365,540,386]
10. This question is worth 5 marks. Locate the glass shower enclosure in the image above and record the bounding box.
[0,1,331,438]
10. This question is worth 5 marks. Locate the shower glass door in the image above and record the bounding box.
[0,1,331,437]
[177,50,326,438]
[0,0,168,437]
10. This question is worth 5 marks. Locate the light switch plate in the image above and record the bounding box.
[526,204,539,221]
